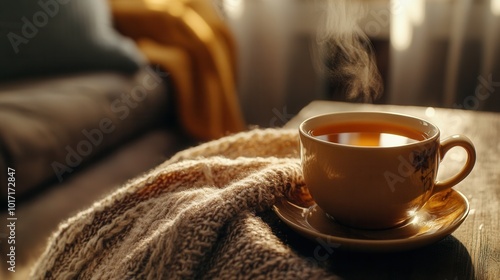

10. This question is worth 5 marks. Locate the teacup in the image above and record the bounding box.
[299,112,476,229]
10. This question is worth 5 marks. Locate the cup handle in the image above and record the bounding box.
[433,135,476,193]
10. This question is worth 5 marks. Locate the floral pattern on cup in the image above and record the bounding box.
[410,145,437,193]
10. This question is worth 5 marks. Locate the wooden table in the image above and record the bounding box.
[280,101,500,280]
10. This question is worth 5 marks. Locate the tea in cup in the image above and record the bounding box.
[299,112,476,229]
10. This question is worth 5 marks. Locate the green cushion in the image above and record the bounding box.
[0,0,145,80]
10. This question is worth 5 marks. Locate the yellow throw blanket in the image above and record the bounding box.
[110,0,245,140]
[30,129,337,279]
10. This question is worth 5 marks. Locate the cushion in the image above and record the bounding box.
[0,0,145,80]
[0,66,172,197]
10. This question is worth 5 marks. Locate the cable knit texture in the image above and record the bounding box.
[30,129,336,279]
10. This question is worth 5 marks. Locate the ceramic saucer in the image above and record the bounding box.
[272,189,469,252]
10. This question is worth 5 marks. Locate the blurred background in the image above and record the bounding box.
[221,0,500,127]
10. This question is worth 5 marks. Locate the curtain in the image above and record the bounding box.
[221,0,500,127]
[378,0,500,111]
[221,0,325,127]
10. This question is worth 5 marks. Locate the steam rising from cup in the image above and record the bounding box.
[215,0,383,124]
[315,0,383,102]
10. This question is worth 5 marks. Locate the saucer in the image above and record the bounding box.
[272,189,469,252]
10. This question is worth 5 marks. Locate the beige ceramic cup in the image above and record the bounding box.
[299,112,476,229]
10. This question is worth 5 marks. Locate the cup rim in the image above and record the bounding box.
[299,111,440,149]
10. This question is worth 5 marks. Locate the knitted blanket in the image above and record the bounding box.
[31,129,337,279]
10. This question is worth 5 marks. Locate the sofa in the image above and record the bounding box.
[0,0,244,277]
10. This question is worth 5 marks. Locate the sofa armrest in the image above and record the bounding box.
[109,0,245,140]
[0,67,170,198]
